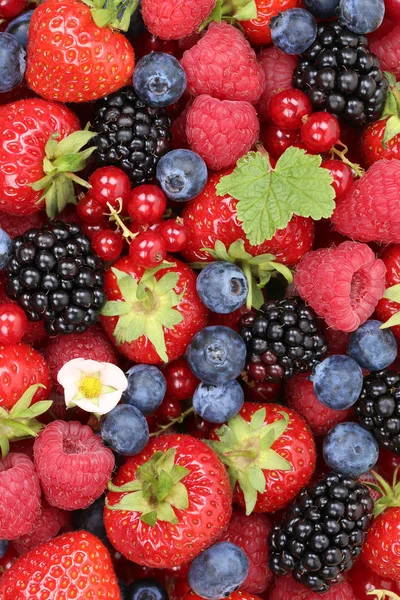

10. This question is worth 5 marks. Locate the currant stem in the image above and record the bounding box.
[149,406,195,437]
[367,591,400,600]
[106,199,135,241]
[330,143,365,178]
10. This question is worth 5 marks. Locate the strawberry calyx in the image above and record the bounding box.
[209,408,292,515]
[81,0,139,30]
[0,384,53,459]
[190,239,293,310]
[200,0,257,30]
[380,284,400,329]
[106,448,190,527]
[379,72,400,148]
[101,263,184,362]
[31,127,97,219]
[366,469,400,517]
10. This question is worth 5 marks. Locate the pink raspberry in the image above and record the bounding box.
[370,25,400,78]
[181,22,265,104]
[12,501,69,555]
[332,160,400,243]
[269,574,356,600]
[257,47,297,122]
[0,453,41,540]
[34,421,114,511]
[219,510,273,594]
[285,373,355,436]
[186,95,259,170]
[295,242,386,332]
[141,0,215,40]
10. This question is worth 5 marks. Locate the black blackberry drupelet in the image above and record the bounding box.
[292,22,388,125]
[92,86,172,185]
[5,222,106,335]
[356,370,400,455]
[239,297,328,381]
[269,472,374,593]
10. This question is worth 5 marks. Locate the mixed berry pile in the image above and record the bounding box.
[2,0,400,598]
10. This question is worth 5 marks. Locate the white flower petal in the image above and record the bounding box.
[78,360,107,376]
[74,390,122,415]
[99,363,128,392]
[64,384,80,408]
[57,359,86,389]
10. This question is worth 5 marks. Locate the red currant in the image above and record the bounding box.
[0,0,26,19]
[269,89,312,130]
[81,220,111,240]
[158,219,189,252]
[92,230,123,262]
[348,557,399,599]
[301,113,340,153]
[321,159,353,198]
[185,413,213,439]
[243,380,282,403]
[76,193,104,224]
[163,358,200,400]
[126,184,167,225]
[0,303,27,344]
[129,230,166,268]
[155,396,182,422]
[89,167,130,209]
[263,124,301,159]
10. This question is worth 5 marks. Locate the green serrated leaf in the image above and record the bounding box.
[216,148,335,245]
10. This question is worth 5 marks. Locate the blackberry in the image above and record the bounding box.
[292,22,388,125]
[239,297,328,381]
[269,472,374,592]
[356,370,400,454]
[5,222,106,335]
[92,86,172,185]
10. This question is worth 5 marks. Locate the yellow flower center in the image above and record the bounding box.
[78,376,102,399]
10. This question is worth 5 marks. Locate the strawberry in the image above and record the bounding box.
[376,244,400,336]
[209,402,316,514]
[181,171,314,268]
[104,434,232,568]
[0,531,122,599]
[241,0,300,46]
[348,556,400,599]
[0,99,97,218]
[100,256,208,364]
[26,0,135,103]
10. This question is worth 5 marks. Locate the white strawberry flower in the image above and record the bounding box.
[57,358,128,416]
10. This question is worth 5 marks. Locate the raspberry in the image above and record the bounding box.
[370,25,400,79]
[257,47,297,122]
[0,453,41,540]
[268,574,356,600]
[0,211,45,239]
[295,241,386,332]
[12,501,69,555]
[43,326,118,394]
[141,0,215,40]
[331,160,400,243]
[34,420,115,511]
[284,373,354,436]
[219,510,273,594]
[181,22,265,104]
[186,95,259,171]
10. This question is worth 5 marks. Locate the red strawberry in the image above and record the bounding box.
[241,0,300,46]
[376,244,400,336]
[209,402,316,514]
[0,99,96,218]
[100,256,208,364]
[348,557,400,600]
[0,531,122,599]
[181,171,314,267]
[27,0,135,103]
[104,434,232,568]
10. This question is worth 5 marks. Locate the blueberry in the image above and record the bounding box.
[156,149,208,202]
[187,326,247,385]
[124,364,166,415]
[323,422,379,476]
[73,498,108,544]
[339,0,385,33]
[348,320,398,371]
[0,540,8,559]
[193,380,244,423]
[303,0,340,18]
[196,262,249,314]
[134,52,187,107]
[0,229,11,270]
[127,579,168,600]
[270,8,318,55]
[5,10,34,49]
[310,355,363,410]
[0,33,26,93]
[101,404,149,456]
[188,542,249,600]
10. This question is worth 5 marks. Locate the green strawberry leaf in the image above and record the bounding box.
[383,115,400,147]
[200,0,256,30]
[216,148,335,246]
[383,284,400,303]
[380,312,400,329]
